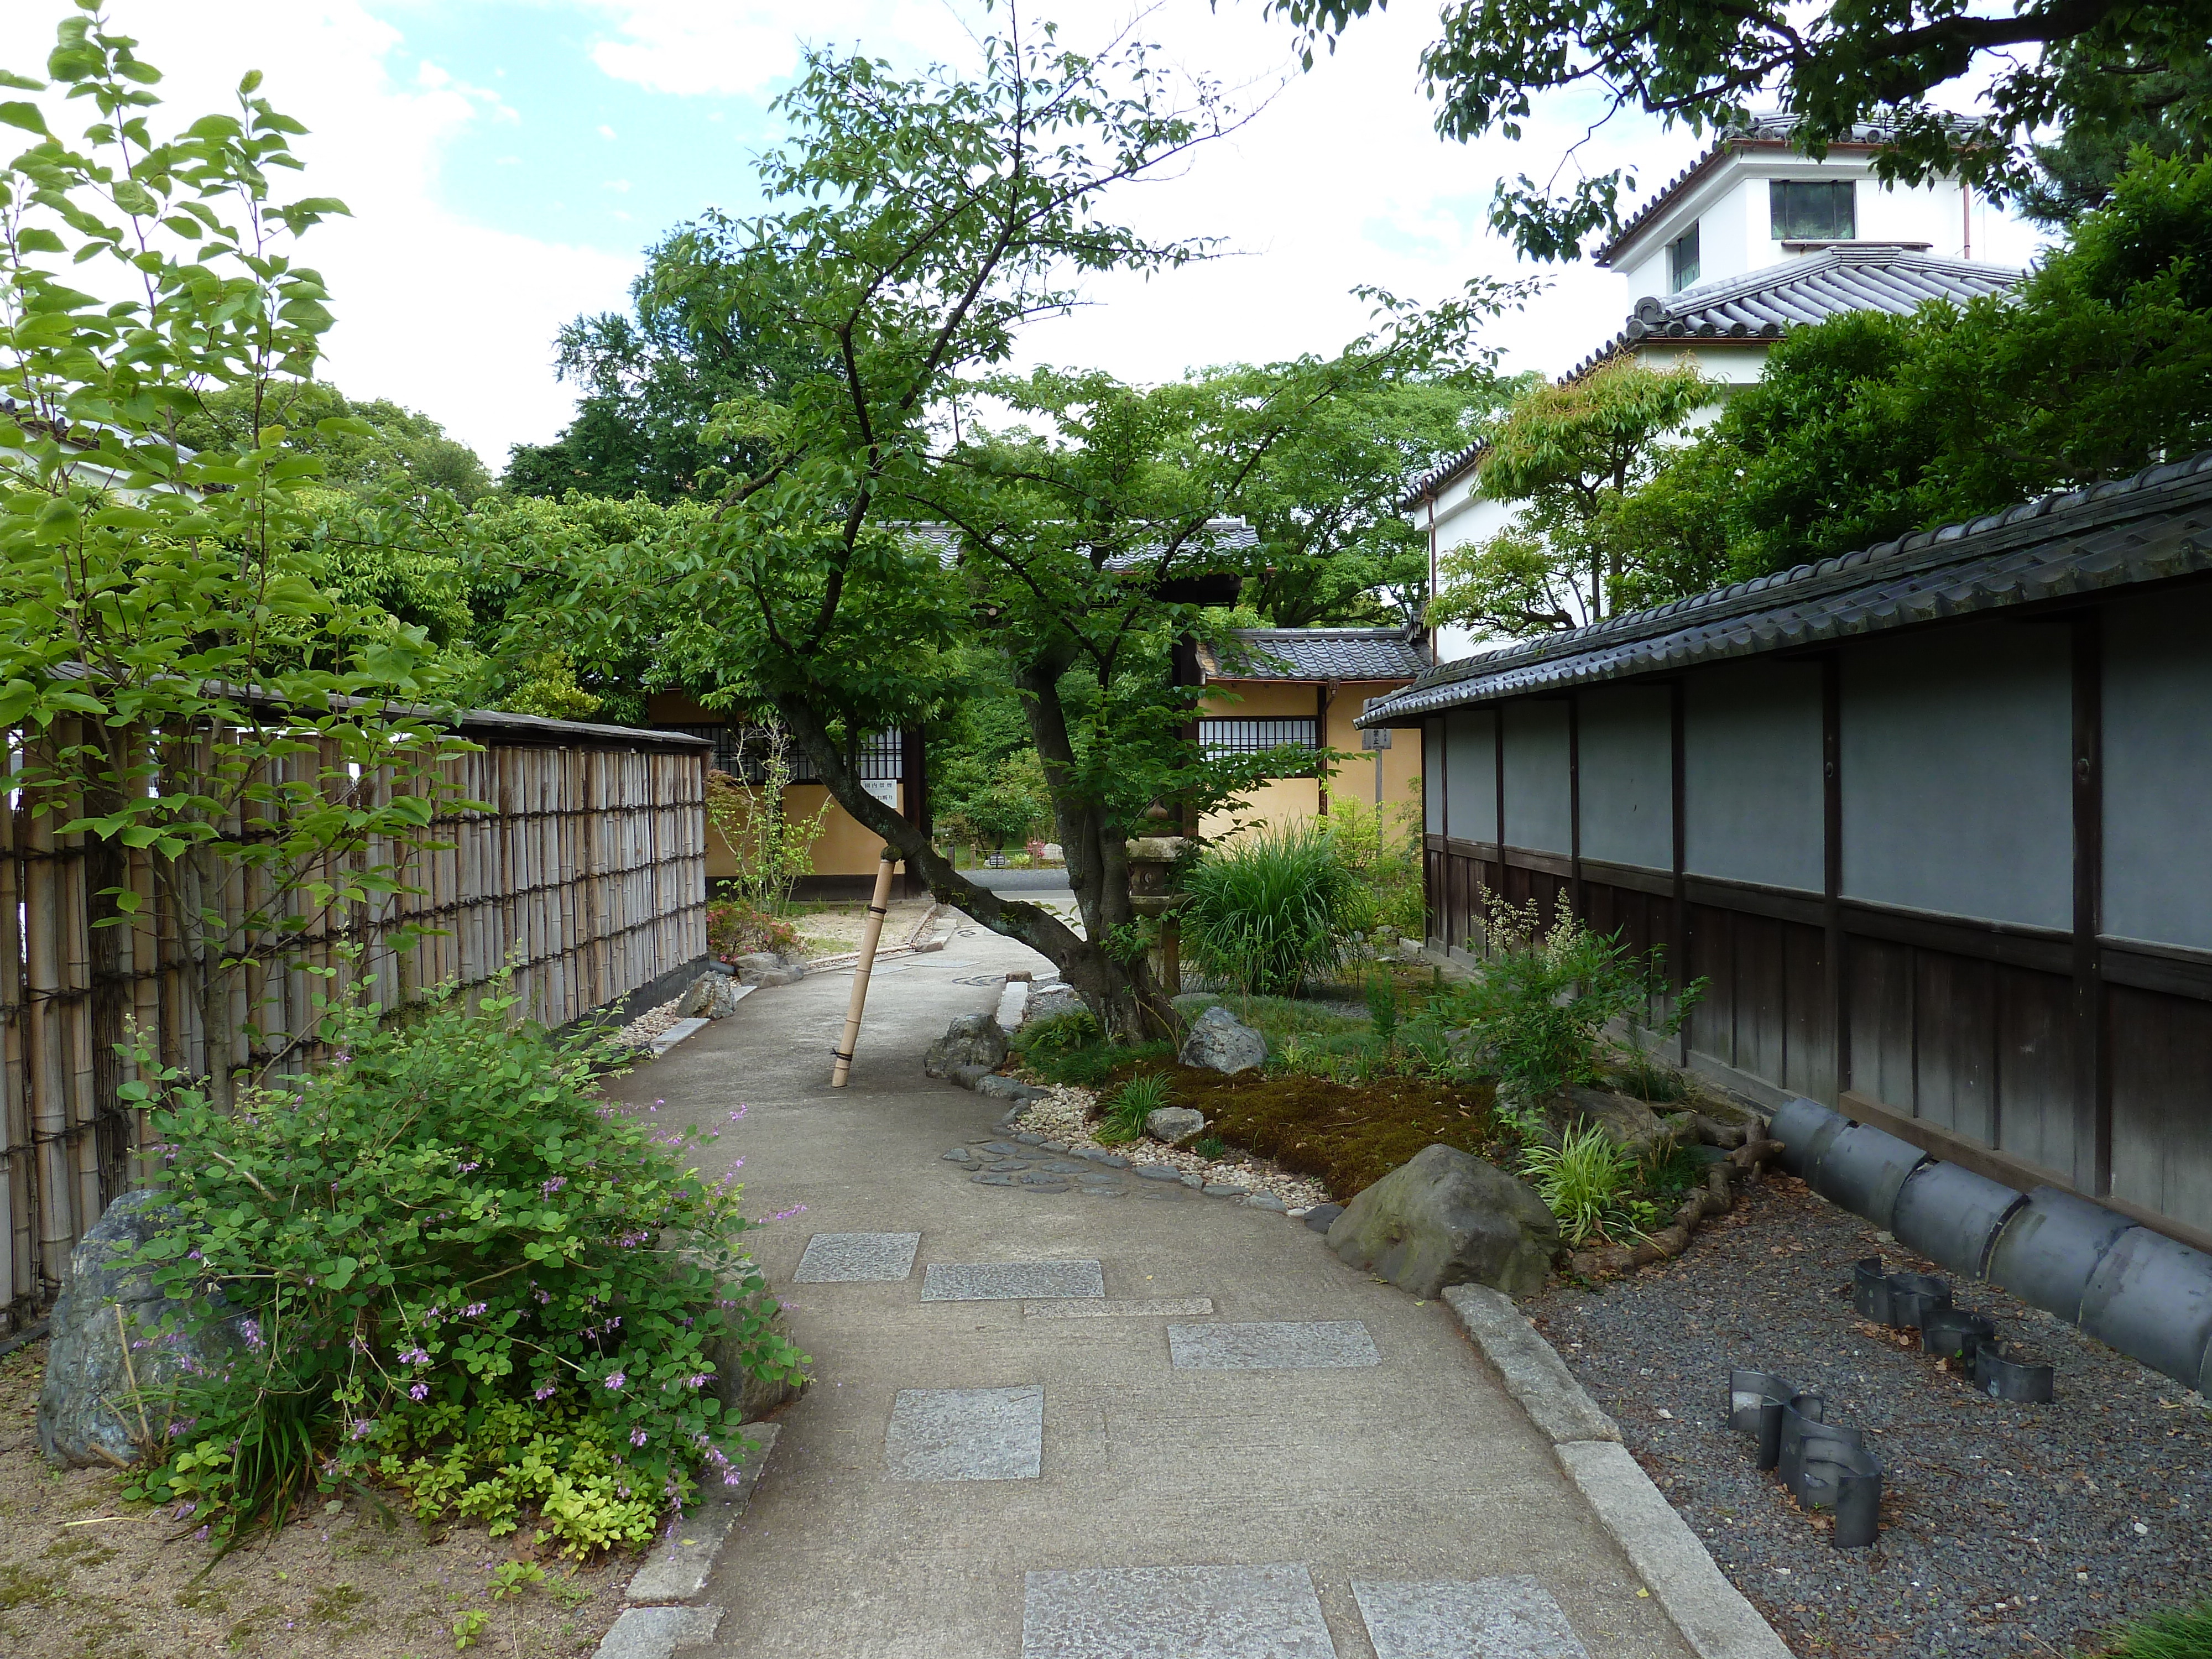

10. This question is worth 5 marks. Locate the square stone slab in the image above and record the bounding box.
[921,1260,1105,1301]
[885,1386,1043,1481]
[1022,1563,1332,1659]
[792,1232,921,1284]
[1352,1575,1591,1659]
[1166,1321,1380,1370]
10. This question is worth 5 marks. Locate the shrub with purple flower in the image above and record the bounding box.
[119,977,806,1554]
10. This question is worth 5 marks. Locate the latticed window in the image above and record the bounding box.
[1199,717,1317,755]
[1771,179,1855,241]
[651,724,900,784]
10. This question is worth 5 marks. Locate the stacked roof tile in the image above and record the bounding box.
[1200,628,1430,682]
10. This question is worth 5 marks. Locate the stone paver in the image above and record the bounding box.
[921,1259,1106,1301]
[791,1232,921,1284]
[1022,1297,1213,1319]
[1020,1563,1333,1659]
[1352,1575,1592,1659]
[1165,1319,1382,1371]
[885,1386,1044,1482]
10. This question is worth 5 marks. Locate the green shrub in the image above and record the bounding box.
[1519,1121,1644,1246]
[121,983,806,1553]
[1449,898,1702,1097]
[1324,797,1426,938]
[1181,826,1360,997]
[1013,1009,1101,1063]
[1095,1073,1173,1143]
[1364,973,1400,1046]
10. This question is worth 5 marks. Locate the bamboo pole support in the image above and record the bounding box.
[830,849,898,1088]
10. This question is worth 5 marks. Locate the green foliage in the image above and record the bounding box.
[119,984,806,1552]
[1614,152,2212,587]
[705,898,800,961]
[1013,1009,1103,1062]
[1447,898,1699,1098]
[2094,1598,2212,1658]
[702,731,831,915]
[1182,826,1362,997]
[1364,972,1400,1046]
[1429,361,1710,639]
[0,10,473,1089]
[1095,1072,1173,1143]
[1517,1121,1644,1247]
[451,1610,490,1650]
[2018,62,2212,228]
[1192,1135,1227,1159]
[173,381,491,505]
[1323,796,1426,937]
[940,744,1051,857]
[1265,2,2212,263]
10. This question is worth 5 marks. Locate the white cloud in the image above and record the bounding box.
[578,0,969,97]
[2,1,635,465]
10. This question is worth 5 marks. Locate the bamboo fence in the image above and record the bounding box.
[0,712,709,1337]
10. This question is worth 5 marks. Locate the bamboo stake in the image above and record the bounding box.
[830,850,898,1088]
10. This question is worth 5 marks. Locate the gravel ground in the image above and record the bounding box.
[615,994,684,1047]
[1525,1175,2212,1659]
[1011,1085,1334,1211]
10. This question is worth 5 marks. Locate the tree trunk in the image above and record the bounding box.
[773,693,1177,1045]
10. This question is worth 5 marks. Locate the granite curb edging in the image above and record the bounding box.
[1443,1284,1792,1659]
[592,1422,781,1659]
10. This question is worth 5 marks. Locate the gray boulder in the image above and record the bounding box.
[1546,1086,1682,1162]
[1145,1107,1206,1146]
[678,973,747,1019]
[38,1188,246,1468]
[1325,1144,1558,1298]
[925,1012,1009,1079]
[732,952,804,988]
[1178,1005,1266,1075]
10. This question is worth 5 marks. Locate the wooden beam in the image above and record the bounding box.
[1671,679,1689,1067]
[1822,655,1846,1106]
[2072,611,2110,1193]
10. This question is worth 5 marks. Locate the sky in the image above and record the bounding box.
[3,1,2051,471]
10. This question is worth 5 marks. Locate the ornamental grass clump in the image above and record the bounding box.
[1517,1121,1645,1246]
[119,983,806,1554]
[1180,826,1360,997]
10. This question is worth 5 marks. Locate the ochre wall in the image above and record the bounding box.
[703,782,905,883]
[1196,679,1423,842]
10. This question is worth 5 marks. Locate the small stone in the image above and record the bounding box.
[925,1011,1009,1078]
[1014,1132,1046,1146]
[1020,1180,1072,1193]
[1043,1140,1071,1153]
[1178,1173,1204,1190]
[943,1149,977,1163]
[988,1159,1031,1172]
[982,1141,1025,1156]
[1083,1151,1131,1168]
[1135,1164,1182,1181]
[1039,1160,1088,1174]
[1202,1183,1249,1198]
[1177,1004,1267,1075]
[1144,1107,1207,1146]
[972,1172,1016,1187]
[1304,1202,1347,1233]
[1244,1194,1288,1212]
[977,1075,1045,1103]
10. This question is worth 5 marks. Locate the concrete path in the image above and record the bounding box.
[614,916,1695,1659]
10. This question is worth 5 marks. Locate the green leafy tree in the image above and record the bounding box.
[511,27,1515,1039]
[2017,60,2212,226]
[176,379,492,503]
[1,7,469,1093]
[1260,0,2212,260]
[1430,358,1708,638]
[504,222,829,502]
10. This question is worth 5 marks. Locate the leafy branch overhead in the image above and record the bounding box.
[1258,0,2212,259]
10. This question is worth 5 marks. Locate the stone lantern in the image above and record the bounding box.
[1124,802,1191,994]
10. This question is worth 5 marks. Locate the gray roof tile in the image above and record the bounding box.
[1359,451,2212,726]
[1202,629,1430,683]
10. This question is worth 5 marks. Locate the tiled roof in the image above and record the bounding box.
[1359,451,2212,725]
[1200,628,1430,683]
[1593,111,1916,268]
[1564,246,2023,380]
[1402,248,2023,506]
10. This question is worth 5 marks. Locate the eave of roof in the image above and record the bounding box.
[1360,450,2212,726]
[1199,628,1430,683]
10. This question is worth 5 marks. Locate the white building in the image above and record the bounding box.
[1413,114,2026,663]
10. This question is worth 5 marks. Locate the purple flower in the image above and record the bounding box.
[409,1383,430,1401]
[604,1371,627,1390]
[349,1419,374,1439]
[685,1373,708,1389]
[462,1302,487,1318]
[240,1318,264,1352]
[630,1428,648,1447]
[193,1525,211,1542]
[728,1106,747,1122]
[534,1384,556,1400]
[541,1176,565,1195]
[399,1346,430,1366]
[456,1160,481,1175]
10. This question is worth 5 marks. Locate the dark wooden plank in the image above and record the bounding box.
[1501,847,1575,880]
[2073,609,2109,1193]
[1683,875,1827,929]
[1823,654,1847,1113]
[1672,678,1689,1064]
[2101,939,2212,999]
[1914,950,1997,1145]
[1578,857,1676,898]
[1840,899,2074,973]
[1735,912,1789,1085]
[1783,920,1834,1101]
[2107,984,2212,1237]
[1686,902,1736,1068]
[1846,937,1915,1112]
[1994,964,2079,1184]
[1568,691,1583,919]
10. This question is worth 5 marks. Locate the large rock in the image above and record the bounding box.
[703,1283,808,1425]
[1543,1086,1683,1162]
[1325,1144,1558,1298]
[1178,1005,1266,1075]
[38,1189,246,1468]
[677,972,747,1019]
[925,1012,1009,1079]
[732,952,804,988]
[1145,1107,1206,1146]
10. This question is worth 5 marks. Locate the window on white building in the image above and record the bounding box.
[1770,179,1856,241]
[1667,223,1700,291]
